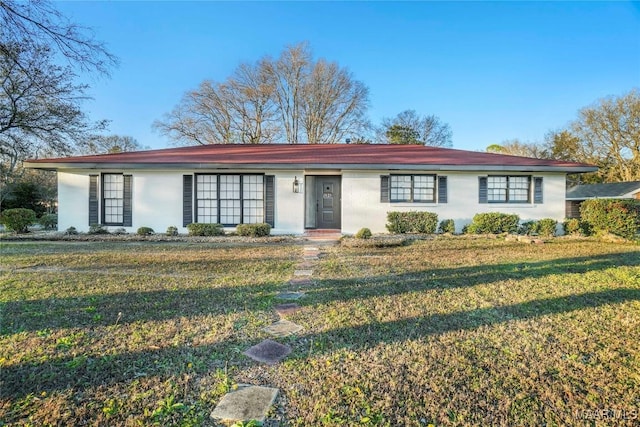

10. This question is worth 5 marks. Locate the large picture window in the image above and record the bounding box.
[102,174,124,224]
[390,175,436,202]
[487,176,530,203]
[195,174,264,225]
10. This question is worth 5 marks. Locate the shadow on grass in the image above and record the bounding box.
[2,251,638,336]
[2,286,639,402]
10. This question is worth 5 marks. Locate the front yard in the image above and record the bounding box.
[1,237,639,426]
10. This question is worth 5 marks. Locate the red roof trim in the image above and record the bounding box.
[24,143,597,169]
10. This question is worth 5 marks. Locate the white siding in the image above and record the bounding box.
[57,168,568,235]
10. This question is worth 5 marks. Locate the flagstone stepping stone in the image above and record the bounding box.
[297,262,316,269]
[289,278,314,286]
[303,246,319,251]
[262,319,304,337]
[276,291,305,300]
[211,384,278,424]
[294,269,313,276]
[303,255,320,261]
[274,303,301,316]
[243,339,291,364]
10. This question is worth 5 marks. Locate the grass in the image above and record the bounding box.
[1,237,639,426]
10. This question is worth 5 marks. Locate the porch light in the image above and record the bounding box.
[293,176,300,193]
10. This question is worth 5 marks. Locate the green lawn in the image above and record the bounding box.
[1,237,639,426]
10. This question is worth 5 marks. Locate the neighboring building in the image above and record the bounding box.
[565,181,640,218]
[24,144,597,234]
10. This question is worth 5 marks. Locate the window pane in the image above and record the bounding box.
[196,175,218,223]
[413,175,435,201]
[103,174,124,224]
[390,176,411,201]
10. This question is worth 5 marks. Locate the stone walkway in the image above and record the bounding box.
[211,237,337,424]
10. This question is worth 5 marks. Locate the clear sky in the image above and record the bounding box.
[57,1,640,152]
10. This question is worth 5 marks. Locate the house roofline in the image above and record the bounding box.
[23,161,599,173]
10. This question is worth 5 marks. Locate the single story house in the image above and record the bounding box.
[565,180,640,218]
[25,144,597,234]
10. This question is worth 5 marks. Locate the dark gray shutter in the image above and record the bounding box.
[438,176,447,203]
[265,175,275,227]
[123,175,132,227]
[380,176,390,202]
[89,175,99,225]
[478,177,488,203]
[534,177,543,204]
[183,175,193,227]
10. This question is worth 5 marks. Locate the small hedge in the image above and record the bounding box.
[88,224,109,235]
[580,199,640,240]
[166,226,179,236]
[519,218,558,237]
[186,223,224,236]
[386,211,438,234]
[0,208,36,233]
[236,223,271,237]
[438,219,455,234]
[354,227,372,239]
[136,226,154,236]
[39,213,58,230]
[563,218,590,236]
[466,213,519,234]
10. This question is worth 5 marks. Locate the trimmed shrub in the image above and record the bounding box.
[354,227,372,239]
[39,213,58,230]
[65,226,78,235]
[466,213,520,234]
[236,223,271,237]
[112,227,127,235]
[518,221,536,236]
[563,218,590,236]
[438,219,455,234]
[186,223,224,236]
[0,208,36,233]
[136,226,154,236]
[166,226,179,236]
[580,199,640,240]
[386,211,438,234]
[536,218,558,237]
[88,224,109,235]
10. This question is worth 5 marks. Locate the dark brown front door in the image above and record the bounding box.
[315,177,341,229]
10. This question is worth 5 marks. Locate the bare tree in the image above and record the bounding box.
[0,41,104,178]
[301,59,369,143]
[378,110,452,146]
[79,134,147,154]
[0,0,118,76]
[570,89,640,182]
[263,42,311,143]
[156,42,370,145]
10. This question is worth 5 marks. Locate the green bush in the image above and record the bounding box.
[112,227,127,235]
[386,211,438,234]
[0,208,36,233]
[186,223,224,236]
[236,223,271,237]
[438,219,455,234]
[354,227,372,239]
[563,218,590,236]
[38,213,58,230]
[466,213,520,234]
[580,199,640,240]
[136,226,154,236]
[518,221,536,236]
[535,218,558,237]
[65,226,78,235]
[88,224,110,235]
[166,226,179,236]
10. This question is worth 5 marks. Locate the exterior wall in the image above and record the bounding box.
[341,170,567,234]
[57,169,305,234]
[58,168,568,235]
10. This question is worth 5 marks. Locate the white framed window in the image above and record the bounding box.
[487,176,530,203]
[102,174,124,224]
[195,174,264,225]
[390,175,436,203]
[196,174,218,223]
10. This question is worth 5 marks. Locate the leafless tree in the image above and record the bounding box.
[0,0,118,76]
[378,110,452,146]
[79,134,147,155]
[301,59,369,143]
[156,42,371,145]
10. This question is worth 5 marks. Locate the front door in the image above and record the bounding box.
[315,177,341,229]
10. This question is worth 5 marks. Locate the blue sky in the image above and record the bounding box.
[58,1,640,152]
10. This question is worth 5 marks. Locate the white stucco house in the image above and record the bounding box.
[24,144,597,234]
